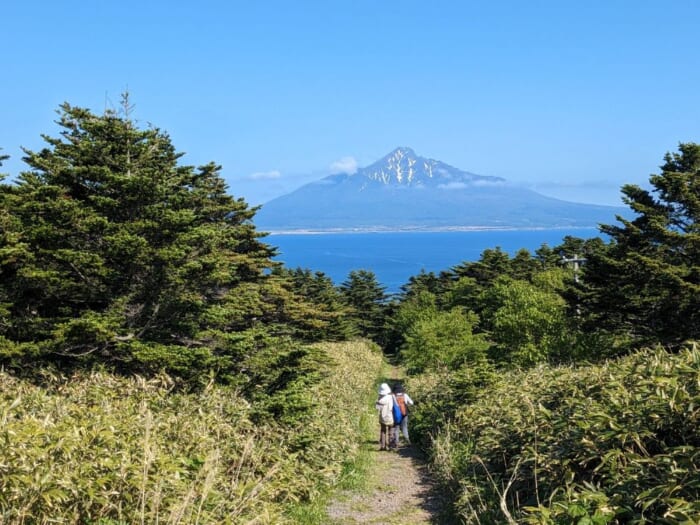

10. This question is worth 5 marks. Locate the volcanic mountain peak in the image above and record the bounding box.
[358,147,504,187]
[255,147,627,232]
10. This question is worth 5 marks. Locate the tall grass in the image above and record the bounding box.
[0,340,382,524]
[408,343,700,524]
[285,341,385,524]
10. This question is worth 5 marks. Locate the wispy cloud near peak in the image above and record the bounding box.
[329,156,358,174]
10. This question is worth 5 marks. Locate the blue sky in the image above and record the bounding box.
[2,1,699,206]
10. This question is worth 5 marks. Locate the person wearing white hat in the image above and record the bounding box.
[375,382,394,450]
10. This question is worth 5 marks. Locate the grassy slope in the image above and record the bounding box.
[407,344,700,524]
[0,341,383,524]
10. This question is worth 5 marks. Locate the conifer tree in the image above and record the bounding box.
[339,269,387,343]
[273,267,356,341]
[581,143,700,347]
[399,269,443,298]
[509,248,539,281]
[0,98,307,384]
[0,152,25,355]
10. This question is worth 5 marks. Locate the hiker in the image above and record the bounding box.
[391,384,414,447]
[375,383,394,451]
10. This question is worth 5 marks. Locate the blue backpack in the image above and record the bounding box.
[392,396,403,424]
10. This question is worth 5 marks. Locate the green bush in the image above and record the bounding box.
[0,341,382,524]
[412,343,700,524]
[401,308,491,374]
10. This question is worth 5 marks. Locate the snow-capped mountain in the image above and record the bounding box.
[353,146,503,188]
[254,147,626,232]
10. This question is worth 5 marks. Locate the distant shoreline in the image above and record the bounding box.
[263,225,603,235]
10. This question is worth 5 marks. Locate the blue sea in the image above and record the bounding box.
[267,228,602,294]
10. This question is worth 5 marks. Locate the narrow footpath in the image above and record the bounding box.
[326,444,446,524]
[326,368,454,524]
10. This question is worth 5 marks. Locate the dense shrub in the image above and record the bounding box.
[401,308,491,374]
[0,341,382,524]
[410,344,700,524]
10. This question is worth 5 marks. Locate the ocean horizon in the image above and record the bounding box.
[267,227,602,294]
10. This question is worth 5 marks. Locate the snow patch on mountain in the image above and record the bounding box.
[359,147,504,189]
[254,146,629,232]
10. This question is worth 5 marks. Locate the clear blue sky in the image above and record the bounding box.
[2,1,699,206]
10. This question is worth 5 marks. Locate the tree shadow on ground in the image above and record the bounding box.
[396,444,461,525]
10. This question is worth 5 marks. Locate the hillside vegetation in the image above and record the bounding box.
[0,341,382,523]
[407,345,699,523]
[2,99,699,524]
[382,142,700,523]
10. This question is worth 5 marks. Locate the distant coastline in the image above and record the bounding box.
[267,227,604,292]
[263,225,605,235]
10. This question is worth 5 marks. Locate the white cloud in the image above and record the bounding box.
[248,170,282,180]
[437,179,506,190]
[437,182,468,190]
[472,179,506,187]
[329,156,358,174]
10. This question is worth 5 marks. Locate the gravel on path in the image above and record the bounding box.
[326,442,449,525]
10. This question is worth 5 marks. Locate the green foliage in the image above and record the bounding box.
[384,289,438,353]
[406,363,497,452]
[0,341,383,523]
[273,267,356,341]
[581,142,700,348]
[442,276,482,313]
[414,344,700,524]
[401,308,491,374]
[484,276,573,366]
[452,246,512,285]
[388,235,620,369]
[510,247,541,281]
[338,269,388,343]
[398,269,448,299]
[386,143,700,524]
[0,98,331,387]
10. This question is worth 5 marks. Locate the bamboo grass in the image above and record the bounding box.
[0,341,383,524]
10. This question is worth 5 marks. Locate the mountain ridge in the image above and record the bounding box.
[255,147,627,232]
[353,146,504,188]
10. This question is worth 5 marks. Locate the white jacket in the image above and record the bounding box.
[375,394,394,425]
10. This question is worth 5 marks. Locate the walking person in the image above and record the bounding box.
[375,383,394,451]
[392,384,414,446]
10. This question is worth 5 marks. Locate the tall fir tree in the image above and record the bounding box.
[339,269,388,343]
[580,143,700,348]
[272,267,356,341]
[0,98,317,386]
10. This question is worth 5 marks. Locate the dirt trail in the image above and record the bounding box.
[326,443,447,524]
[326,368,453,524]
